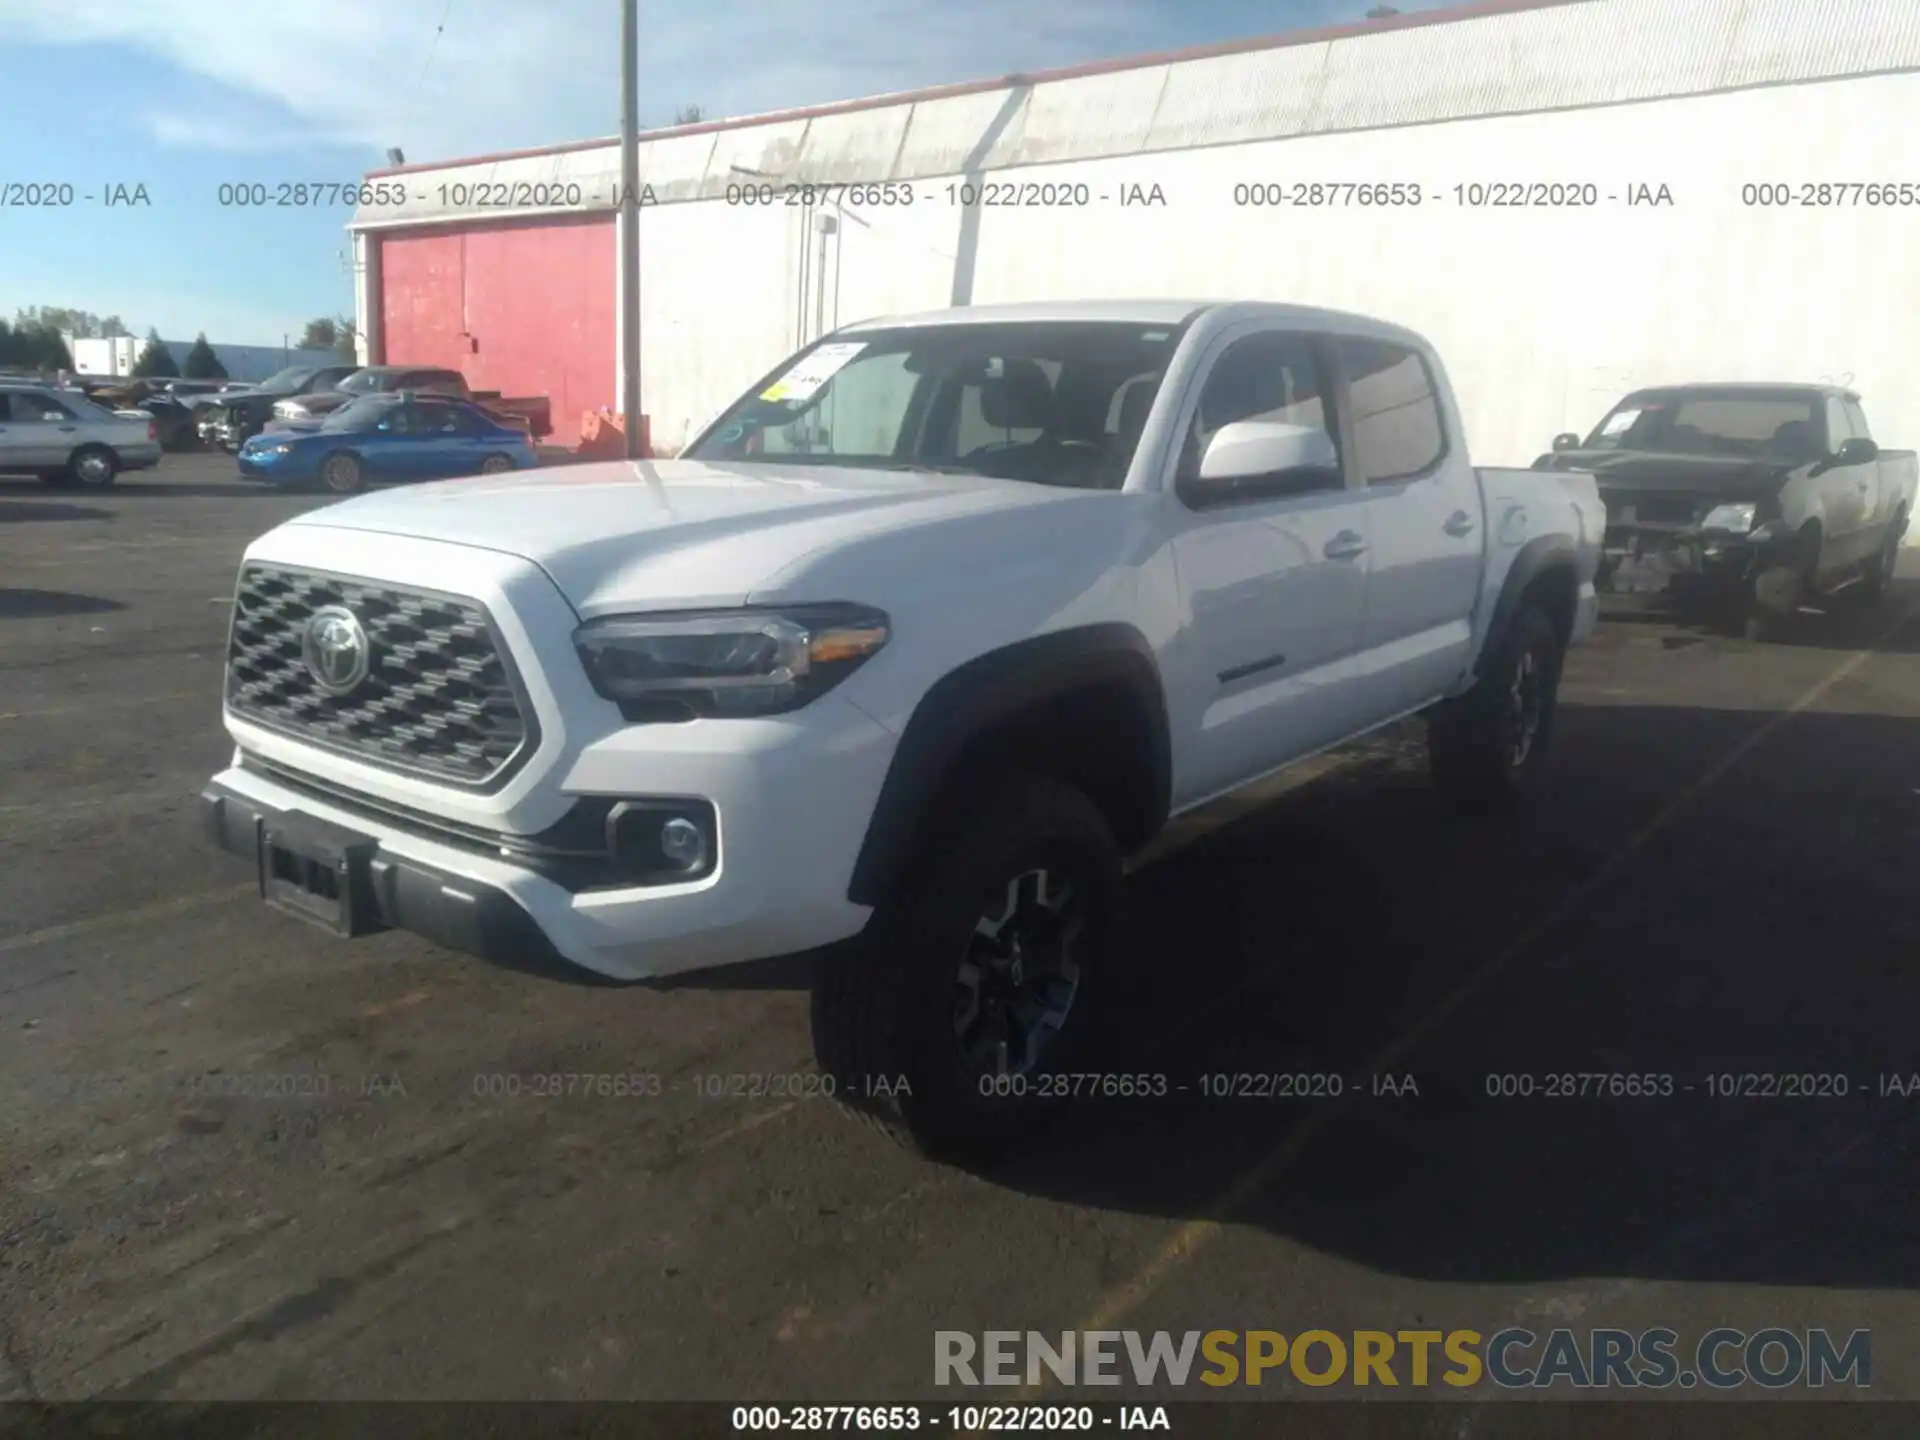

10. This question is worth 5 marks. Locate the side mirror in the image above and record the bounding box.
[1835,436,1879,465]
[1551,432,1581,452]
[1192,420,1341,495]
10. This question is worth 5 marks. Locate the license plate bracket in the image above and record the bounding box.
[258,810,385,938]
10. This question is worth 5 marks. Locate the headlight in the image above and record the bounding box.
[573,604,890,720]
[1700,502,1757,532]
[256,443,293,456]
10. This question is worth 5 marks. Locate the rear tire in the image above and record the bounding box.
[478,454,514,475]
[811,771,1123,1162]
[1428,600,1563,810]
[68,445,118,489]
[320,451,365,494]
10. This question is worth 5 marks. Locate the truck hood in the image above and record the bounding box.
[282,457,1093,613]
[1551,449,1803,500]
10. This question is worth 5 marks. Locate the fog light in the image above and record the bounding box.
[660,816,708,870]
[605,799,717,885]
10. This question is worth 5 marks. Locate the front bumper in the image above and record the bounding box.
[1596,526,1784,596]
[201,414,260,449]
[203,778,563,967]
[236,448,310,483]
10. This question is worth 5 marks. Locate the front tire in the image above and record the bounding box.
[811,772,1123,1162]
[68,445,119,489]
[320,451,365,494]
[478,454,514,475]
[1428,600,1564,810]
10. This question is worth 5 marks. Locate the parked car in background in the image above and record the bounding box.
[1539,383,1917,638]
[270,364,554,438]
[270,365,467,424]
[237,392,538,492]
[0,382,161,487]
[198,364,361,450]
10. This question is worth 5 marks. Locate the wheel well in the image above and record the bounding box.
[1520,563,1578,649]
[928,681,1165,857]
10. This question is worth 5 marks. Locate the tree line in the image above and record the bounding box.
[0,307,360,380]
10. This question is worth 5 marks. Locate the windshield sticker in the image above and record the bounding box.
[1599,409,1641,437]
[760,342,868,404]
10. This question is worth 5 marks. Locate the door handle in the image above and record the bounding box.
[1443,510,1477,536]
[1323,530,1367,561]
[58,425,77,433]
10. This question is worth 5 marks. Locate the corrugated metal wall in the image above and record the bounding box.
[378,214,615,430]
[356,0,1920,475]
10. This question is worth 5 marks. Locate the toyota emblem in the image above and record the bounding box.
[302,604,371,695]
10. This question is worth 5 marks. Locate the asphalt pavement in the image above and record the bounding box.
[4,454,1920,1408]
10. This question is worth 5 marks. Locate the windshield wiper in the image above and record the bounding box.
[880,461,983,476]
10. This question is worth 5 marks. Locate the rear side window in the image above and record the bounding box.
[1335,337,1446,484]
[1844,400,1870,442]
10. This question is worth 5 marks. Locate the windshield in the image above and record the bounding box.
[1584,391,1824,461]
[257,366,317,391]
[685,321,1182,489]
[321,395,398,430]
[334,370,384,394]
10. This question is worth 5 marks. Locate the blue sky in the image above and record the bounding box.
[0,0,1450,347]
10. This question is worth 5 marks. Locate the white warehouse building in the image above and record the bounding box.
[350,0,1920,493]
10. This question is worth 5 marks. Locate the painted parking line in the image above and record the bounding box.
[1029,604,1914,1391]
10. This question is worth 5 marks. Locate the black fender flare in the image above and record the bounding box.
[1476,536,1578,676]
[846,624,1172,907]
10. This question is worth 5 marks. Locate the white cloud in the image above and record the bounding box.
[2,0,1195,161]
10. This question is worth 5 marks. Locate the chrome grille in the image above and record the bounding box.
[226,563,533,788]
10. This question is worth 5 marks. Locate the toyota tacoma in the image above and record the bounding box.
[201,300,1604,1156]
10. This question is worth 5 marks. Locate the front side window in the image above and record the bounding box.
[1335,337,1446,484]
[324,396,400,430]
[1825,397,1853,447]
[1179,331,1337,491]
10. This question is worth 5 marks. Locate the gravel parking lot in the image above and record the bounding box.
[5,453,1920,1406]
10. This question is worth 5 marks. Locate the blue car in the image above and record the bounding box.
[237,392,538,492]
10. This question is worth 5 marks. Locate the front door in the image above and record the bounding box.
[1165,328,1373,805]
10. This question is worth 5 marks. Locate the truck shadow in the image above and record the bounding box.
[984,697,1920,1293]
[1604,573,1920,655]
[0,589,128,620]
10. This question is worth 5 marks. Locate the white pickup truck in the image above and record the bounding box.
[201,300,1603,1156]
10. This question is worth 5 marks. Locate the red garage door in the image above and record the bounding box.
[379,213,614,439]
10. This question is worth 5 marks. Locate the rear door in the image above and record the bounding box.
[1335,335,1484,717]
[1164,326,1374,804]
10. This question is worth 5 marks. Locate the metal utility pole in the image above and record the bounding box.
[619,0,643,457]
